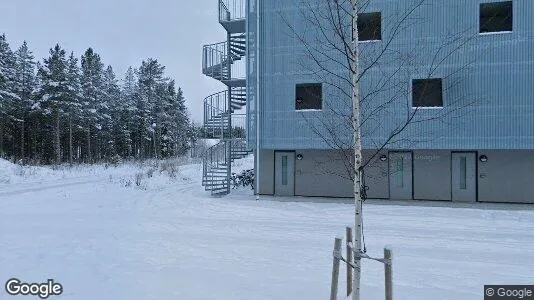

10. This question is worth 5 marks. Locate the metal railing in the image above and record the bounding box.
[230,139,248,156]
[219,0,246,22]
[202,138,250,195]
[202,42,229,80]
[204,91,229,123]
[202,36,246,81]
[203,90,230,138]
[202,141,229,186]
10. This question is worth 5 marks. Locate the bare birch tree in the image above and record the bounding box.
[281,0,478,298]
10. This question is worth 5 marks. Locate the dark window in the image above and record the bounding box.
[480,1,513,33]
[357,12,382,41]
[296,83,322,110]
[412,79,443,108]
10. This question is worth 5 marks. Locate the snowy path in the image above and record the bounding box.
[1,160,533,300]
[0,176,105,196]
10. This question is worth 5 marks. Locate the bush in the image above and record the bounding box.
[160,160,178,178]
[146,167,156,178]
[135,172,144,186]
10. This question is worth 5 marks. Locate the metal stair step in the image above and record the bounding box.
[203,181,227,186]
[231,104,245,110]
[205,184,228,189]
[204,173,227,177]
[204,178,227,183]
[207,166,228,170]
[211,189,230,196]
[203,177,226,181]
[231,44,246,52]
[231,103,242,107]
[207,172,227,176]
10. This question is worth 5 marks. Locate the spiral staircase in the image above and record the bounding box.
[201,0,250,196]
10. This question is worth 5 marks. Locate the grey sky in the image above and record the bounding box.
[0,0,228,122]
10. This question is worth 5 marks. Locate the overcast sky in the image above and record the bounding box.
[0,0,228,122]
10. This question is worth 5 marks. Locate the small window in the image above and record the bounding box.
[296,83,322,110]
[412,79,443,108]
[357,12,382,41]
[480,1,513,33]
[459,156,467,190]
[281,155,288,186]
[395,157,404,188]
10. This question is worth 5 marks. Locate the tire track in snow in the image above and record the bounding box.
[0,178,106,197]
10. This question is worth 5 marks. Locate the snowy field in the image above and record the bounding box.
[1,156,533,300]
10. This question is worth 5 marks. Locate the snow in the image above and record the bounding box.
[0,90,20,99]
[204,138,220,147]
[1,157,533,300]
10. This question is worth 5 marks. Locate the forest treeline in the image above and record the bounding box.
[0,34,195,165]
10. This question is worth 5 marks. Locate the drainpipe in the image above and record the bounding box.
[227,31,232,195]
[255,0,260,200]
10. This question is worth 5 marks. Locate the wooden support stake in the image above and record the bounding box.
[330,238,342,300]
[346,227,354,297]
[384,248,393,300]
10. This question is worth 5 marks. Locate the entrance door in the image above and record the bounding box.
[388,152,413,200]
[451,152,477,202]
[274,151,295,196]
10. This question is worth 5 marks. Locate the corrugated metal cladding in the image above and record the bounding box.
[246,0,258,147]
[247,0,534,150]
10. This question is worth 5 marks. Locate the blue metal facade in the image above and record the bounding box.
[246,0,534,150]
[246,0,257,147]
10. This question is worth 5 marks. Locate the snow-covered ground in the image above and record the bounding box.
[1,157,533,300]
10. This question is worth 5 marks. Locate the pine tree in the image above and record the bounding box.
[0,34,18,157]
[137,58,165,158]
[120,67,138,157]
[162,84,189,156]
[80,48,104,162]
[12,41,36,162]
[175,87,190,155]
[65,52,82,163]
[157,81,174,157]
[31,62,46,161]
[36,44,69,163]
[102,65,120,158]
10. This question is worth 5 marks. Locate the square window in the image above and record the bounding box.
[357,12,382,41]
[296,83,322,110]
[480,1,513,33]
[412,79,443,108]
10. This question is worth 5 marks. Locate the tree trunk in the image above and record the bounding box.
[127,130,132,157]
[32,118,38,162]
[153,131,157,158]
[351,1,363,300]
[69,115,73,165]
[139,129,144,160]
[0,116,4,158]
[55,109,61,164]
[97,132,101,161]
[21,119,25,164]
[86,128,92,163]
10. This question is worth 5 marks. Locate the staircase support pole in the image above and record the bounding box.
[226,31,233,195]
